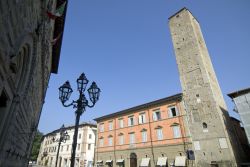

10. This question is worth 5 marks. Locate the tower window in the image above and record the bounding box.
[202,122,208,132]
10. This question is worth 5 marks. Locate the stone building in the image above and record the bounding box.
[228,87,250,145]
[169,8,247,166]
[0,0,67,166]
[94,8,248,167]
[37,123,97,167]
[229,117,250,158]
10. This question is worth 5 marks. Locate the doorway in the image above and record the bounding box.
[130,153,137,167]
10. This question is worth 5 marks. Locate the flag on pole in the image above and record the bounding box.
[51,33,62,45]
[46,11,57,20]
[47,1,67,20]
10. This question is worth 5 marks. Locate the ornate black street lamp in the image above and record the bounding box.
[53,124,69,167]
[58,73,100,167]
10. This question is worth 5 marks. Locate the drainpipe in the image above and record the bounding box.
[114,119,117,166]
[146,107,156,166]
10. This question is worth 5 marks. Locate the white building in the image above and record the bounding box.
[37,123,97,167]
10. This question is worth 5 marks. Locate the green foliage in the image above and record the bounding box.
[45,159,48,166]
[30,130,43,161]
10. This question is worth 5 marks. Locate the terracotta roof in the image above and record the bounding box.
[43,122,97,137]
[94,93,182,122]
[230,116,241,122]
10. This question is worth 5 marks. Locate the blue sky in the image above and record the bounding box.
[38,0,250,134]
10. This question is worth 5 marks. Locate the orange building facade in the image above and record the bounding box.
[94,94,192,167]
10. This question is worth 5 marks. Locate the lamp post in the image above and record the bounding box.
[58,73,100,167]
[54,124,69,167]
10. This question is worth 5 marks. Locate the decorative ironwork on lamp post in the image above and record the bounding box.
[58,73,100,167]
[53,124,69,167]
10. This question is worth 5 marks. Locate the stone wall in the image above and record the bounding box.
[0,0,64,166]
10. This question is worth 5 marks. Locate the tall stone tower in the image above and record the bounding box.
[169,8,238,166]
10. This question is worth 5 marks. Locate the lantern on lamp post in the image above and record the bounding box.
[53,124,69,167]
[58,73,100,167]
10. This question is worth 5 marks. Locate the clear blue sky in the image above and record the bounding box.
[38,0,250,134]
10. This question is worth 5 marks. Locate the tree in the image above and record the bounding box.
[30,130,43,161]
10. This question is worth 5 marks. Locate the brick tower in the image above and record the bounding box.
[169,8,238,166]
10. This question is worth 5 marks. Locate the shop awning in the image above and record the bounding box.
[116,159,124,163]
[140,158,150,167]
[174,156,186,166]
[157,157,168,166]
[105,160,113,164]
[96,160,103,164]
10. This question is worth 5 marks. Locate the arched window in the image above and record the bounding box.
[118,133,124,145]
[99,123,104,132]
[0,89,8,108]
[141,129,147,142]
[11,44,30,89]
[171,123,181,138]
[155,126,163,140]
[108,135,113,146]
[0,89,9,128]
[202,122,207,128]
[99,137,104,147]
[202,122,208,132]
[129,132,135,144]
